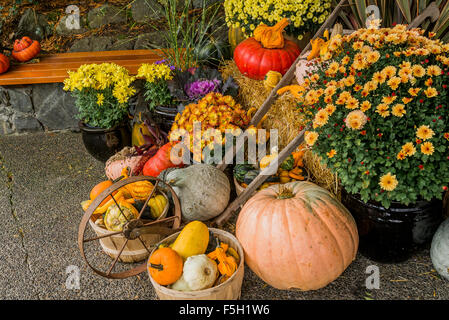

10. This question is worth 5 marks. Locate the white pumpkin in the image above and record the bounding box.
[161,164,230,221]
[105,146,143,180]
[178,254,218,291]
[430,218,449,281]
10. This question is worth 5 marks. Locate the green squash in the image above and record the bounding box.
[243,170,260,185]
[234,163,256,183]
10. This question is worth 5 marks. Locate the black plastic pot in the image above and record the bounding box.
[341,190,443,263]
[153,105,179,132]
[78,121,131,162]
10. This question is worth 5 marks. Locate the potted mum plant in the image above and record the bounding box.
[63,63,136,162]
[293,25,449,262]
[137,60,176,132]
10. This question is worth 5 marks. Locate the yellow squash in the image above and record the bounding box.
[148,194,168,219]
[171,221,210,260]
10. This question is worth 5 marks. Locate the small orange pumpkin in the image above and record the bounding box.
[12,36,41,62]
[0,54,9,74]
[89,180,116,207]
[148,247,183,286]
[236,182,359,291]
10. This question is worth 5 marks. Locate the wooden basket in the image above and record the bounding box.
[89,191,170,263]
[148,228,245,300]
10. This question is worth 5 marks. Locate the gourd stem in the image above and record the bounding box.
[149,263,164,271]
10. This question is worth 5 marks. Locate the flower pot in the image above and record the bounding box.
[153,105,179,132]
[78,121,131,162]
[341,189,443,263]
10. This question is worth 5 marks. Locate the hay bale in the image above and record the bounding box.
[220,60,308,149]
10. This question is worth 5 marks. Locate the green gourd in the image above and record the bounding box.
[160,164,230,221]
[280,155,295,171]
[234,163,256,183]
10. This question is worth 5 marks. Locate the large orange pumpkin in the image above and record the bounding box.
[236,182,358,290]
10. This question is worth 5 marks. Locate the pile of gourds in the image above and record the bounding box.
[148,221,240,291]
[80,167,168,231]
[233,149,307,190]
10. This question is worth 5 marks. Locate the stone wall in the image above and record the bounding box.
[0,84,78,135]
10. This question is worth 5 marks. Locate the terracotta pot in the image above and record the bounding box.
[341,189,443,263]
[78,121,131,162]
[153,105,179,132]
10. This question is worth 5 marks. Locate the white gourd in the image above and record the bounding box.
[182,254,218,291]
[430,218,449,281]
[163,164,230,221]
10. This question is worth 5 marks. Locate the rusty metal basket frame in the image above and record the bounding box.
[78,176,181,279]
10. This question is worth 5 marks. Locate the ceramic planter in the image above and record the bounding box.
[78,121,131,162]
[153,105,179,132]
[341,189,443,263]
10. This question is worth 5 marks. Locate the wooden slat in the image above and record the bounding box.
[0,49,164,86]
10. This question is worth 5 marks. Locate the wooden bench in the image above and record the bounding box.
[0,49,164,86]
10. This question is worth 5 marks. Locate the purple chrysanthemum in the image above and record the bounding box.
[185,79,221,100]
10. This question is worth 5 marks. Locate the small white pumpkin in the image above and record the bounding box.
[430,218,449,281]
[178,254,218,291]
[170,274,192,291]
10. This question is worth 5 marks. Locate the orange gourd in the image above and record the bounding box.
[253,18,289,49]
[148,247,183,286]
[236,182,359,290]
[12,36,40,62]
[0,54,9,74]
[90,180,115,206]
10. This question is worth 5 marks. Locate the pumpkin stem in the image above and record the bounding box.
[276,185,295,199]
[149,263,164,271]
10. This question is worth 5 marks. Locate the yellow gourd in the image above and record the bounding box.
[254,18,289,49]
[264,71,282,91]
[148,194,168,219]
[171,221,210,260]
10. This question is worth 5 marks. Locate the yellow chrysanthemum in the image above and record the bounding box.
[376,104,390,118]
[421,141,435,155]
[412,65,426,77]
[325,104,336,115]
[427,65,442,76]
[408,87,421,96]
[97,93,105,106]
[424,87,438,98]
[401,142,416,156]
[372,71,386,84]
[326,149,337,158]
[360,101,371,112]
[387,76,401,90]
[305,131,319,146]
[313,109,329,127]
[416,125,434,140]
[382,96,397,105]
[379,172,398,191]
[392,104,406,117]
[345,110,367,130]
[345,97,359,109]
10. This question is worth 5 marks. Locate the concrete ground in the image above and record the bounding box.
[0,131,447,300]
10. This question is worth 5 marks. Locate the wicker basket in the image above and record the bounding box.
[148,228,245,300]
[89,191,169,263]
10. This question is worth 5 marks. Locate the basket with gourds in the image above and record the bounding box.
[147,221,244,300]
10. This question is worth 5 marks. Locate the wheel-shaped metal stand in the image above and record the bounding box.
[78,176,181,279]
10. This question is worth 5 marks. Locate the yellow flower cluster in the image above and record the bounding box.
[137,63,174,83]
[224,0,331,39]
[63,63,136,104]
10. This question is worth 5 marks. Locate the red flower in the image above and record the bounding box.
[419,164,424,170]
[419,99,424,103]
[443,186,448,191]
[416,139,422,144]
[360,130,367,135]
